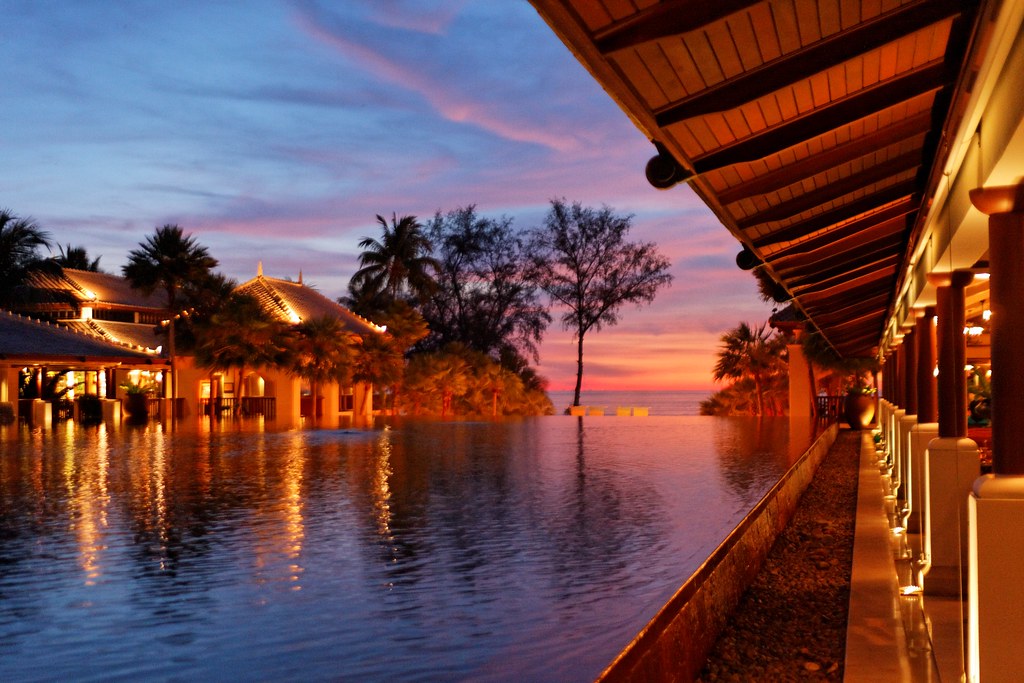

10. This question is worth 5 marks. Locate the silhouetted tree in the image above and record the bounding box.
[288,315,354,425]
[193,291,290,414]
[122,225,218,408]
[350,213,439,303]
[0,208,60,308]
[527,199,673,407]
[421,205,549,366]
[712,322,788,416]
[55,244,102,272]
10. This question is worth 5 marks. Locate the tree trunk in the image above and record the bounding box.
[573,333,585,407]
[168,315,177,420]
[808,361,818,417]
[754,374,764,416]
[233,368,240,416]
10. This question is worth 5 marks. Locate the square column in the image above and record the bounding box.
[966,183,1024,679]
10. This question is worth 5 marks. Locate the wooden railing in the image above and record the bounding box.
[815,395,845,422]
[198,396,276,419]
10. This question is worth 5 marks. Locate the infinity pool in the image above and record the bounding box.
[0,416,820,681]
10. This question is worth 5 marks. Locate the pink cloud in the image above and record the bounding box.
[293,8,577,153]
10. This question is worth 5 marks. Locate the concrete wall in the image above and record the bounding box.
[597,422,840,683]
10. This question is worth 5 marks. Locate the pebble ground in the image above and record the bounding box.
[696,429,860,682]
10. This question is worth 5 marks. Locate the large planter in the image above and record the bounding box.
[123,393,150,422]
[844,393,876,430]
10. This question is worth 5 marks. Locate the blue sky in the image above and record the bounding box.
[2,0,772,390]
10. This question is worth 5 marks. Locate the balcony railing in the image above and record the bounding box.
[816,395,845,422]
[199,396,276,419]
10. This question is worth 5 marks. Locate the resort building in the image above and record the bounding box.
[174,266,385,428]
[1,265,385,429]
[22,266,168,351]
[530,0,1023,680]
[0,308,165,426]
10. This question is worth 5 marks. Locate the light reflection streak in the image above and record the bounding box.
[65,423,111,586]
[251,434,307,590]
[283,445,305,590]
[372,429,394,542]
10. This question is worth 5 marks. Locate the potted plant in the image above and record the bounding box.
[968,366,991,426]
[844,382,877,430]
[120,379,155,422]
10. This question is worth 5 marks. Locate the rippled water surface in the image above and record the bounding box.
[0,417,820,681]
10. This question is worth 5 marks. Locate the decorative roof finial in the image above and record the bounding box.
[257,261,263,277]
[298,270,303,285]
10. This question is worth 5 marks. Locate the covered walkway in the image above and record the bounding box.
[845,429,964,682]
[531,1,1024,678]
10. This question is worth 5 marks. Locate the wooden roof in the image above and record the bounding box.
[531,0,987,357]
[28,268,168,312]
[235,275,385,337]
[0,310,160,365]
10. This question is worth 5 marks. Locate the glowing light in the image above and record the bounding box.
[965,326,985,336]
[983,309,991,321]
[900,585,923,595]
[933,365,939,377]
[974,272,991,280]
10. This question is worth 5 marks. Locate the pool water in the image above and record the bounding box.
[0,416,820,681]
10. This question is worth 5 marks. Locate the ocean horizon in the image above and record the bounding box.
[546,389,711,416]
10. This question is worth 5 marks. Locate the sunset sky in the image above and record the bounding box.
[2,1,774,392]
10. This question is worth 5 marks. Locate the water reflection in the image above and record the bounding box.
[0,416,821,681]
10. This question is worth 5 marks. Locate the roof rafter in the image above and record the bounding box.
[805,288,891,320]
[717,113,932,205]
[765,201,916,259]
[779,234,904,283]
[593,0,760,54]
[790,257,899,296]
[684,61,951,171]
[751,182,918,248]
[736,151,922,229]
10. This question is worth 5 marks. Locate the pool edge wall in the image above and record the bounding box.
[596,421,840,683]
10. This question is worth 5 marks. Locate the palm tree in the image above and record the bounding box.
[351,213,439,303]
[122,225,218,412]
[0,209,59,308]
[288,315,355,425]
[712,322,787,416]
[55,244,102,272]
[349,330,404,416]
[193,291,290,416]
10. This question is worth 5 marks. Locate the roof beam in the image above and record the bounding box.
[716,112,931,205]
[593,0,759,54]
[780,235,904,283]
[789,256,899,296]
[795,266,895,300]
[805,288,891,320]
[770,220,906,273]
[764,200,916,259]
[736,151,922,229]
[751,181,918,248]
[652,0,962,120]
[683,61,952,170]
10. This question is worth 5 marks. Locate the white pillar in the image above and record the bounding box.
[969,476,1024,681]
[908,422,938,533]
[924,436,979,596]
